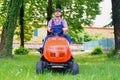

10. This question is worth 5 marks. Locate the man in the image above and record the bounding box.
[38,8,71,53]
[48,8,68,34]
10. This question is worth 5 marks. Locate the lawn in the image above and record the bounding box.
[0,52,120,80]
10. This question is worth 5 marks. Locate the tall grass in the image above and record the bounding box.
[0,53,120,80]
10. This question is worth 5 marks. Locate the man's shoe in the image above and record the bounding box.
[37,47,43,54]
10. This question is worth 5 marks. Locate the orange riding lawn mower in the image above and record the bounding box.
[36,30,79,75]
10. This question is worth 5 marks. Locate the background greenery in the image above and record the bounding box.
[68,30,104,43]
[0,0,103,42]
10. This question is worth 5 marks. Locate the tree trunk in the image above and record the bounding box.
[0,0,22,57]
[56,0,61,9]
[47,0,53,35]
[111,0,120,54]
[19,0,24,47]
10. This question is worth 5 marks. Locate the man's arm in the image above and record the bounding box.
[63,27,68,32]
[62,20,68,32]
[48,27,52,32]
[47,19,52,32]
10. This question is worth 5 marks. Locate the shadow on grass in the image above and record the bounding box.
[45,68,70,74]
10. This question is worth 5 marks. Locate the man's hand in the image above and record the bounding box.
[62,27,68,32]
[48,27,52,32]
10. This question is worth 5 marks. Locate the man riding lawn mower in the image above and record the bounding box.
[36,8,79,75]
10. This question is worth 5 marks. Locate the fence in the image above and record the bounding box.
[13,38,114,51]
[84,38,114,51]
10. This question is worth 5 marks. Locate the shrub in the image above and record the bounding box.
[14,47,30,55]
[67,29,104,43]
[91,46,104,55]
[67,30,93,43]
[14,25,33,42]
[107,46,115,58]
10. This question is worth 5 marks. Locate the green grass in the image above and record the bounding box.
[0,52,120,80]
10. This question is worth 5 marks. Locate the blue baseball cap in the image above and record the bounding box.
[55,8,61,12]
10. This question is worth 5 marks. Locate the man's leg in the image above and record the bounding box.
[62,34,71,43]
[38,35,52,53]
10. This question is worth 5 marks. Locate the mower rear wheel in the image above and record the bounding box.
[71,63,79,75]
[36,61,44,74]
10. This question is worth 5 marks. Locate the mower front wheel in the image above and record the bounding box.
[36,61,44,74]
[71,63,79,75]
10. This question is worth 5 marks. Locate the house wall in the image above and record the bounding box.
[31,27,47,42]
[12,27,114,43]
[84,27,114,38]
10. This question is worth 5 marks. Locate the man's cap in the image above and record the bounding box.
[55,8,61,12]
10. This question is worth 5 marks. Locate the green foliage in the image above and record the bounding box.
[107,46,115,58]
[24,25,33,42]
[61,0,103,32]
[68,30,92,43]
[0,0,8,26]
[84,31,93,41]
[24,0,47,28]
[67,29,104,43]
[14,25,33,42]
[0,0,23,56]
[24,0,102,29]
[14,47,30,55]
[91,46,104,55]
[92,33,105,40]
[0,0,103,43]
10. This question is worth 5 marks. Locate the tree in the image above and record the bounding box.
[1,0,102,43]
[47,0,53,35]
[56,0,61,9]
[0,0,8,37]
[0,0,22,57]
[111,0,120,54]
[23,0,102,30]
[0,0,103,57]
[0,0,8,26]
[61,0,102,31]
[0,0,33,43]
[19,0,24,47]
[58,0,103,41]
[47,0,53,23]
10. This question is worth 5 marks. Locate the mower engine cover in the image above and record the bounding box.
[43,36,72,63]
